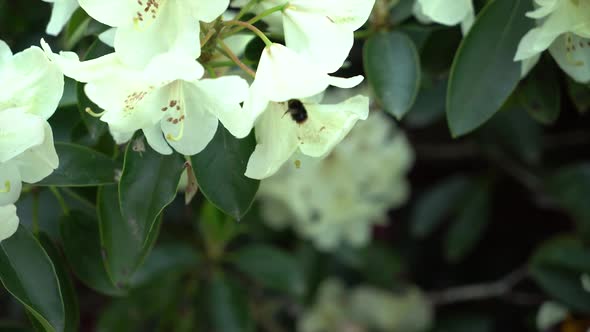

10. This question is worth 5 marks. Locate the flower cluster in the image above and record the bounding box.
[414,0,590,83]
[258,104,414,251]
[0,41,63,240]
[299,279,433,332]
[41,0,375,180]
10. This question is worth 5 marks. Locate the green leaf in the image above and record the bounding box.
[75,40,111,145]
[410,175,471,238]
[478,106,542,165]
[119,136,185,249]
[37,234,79,332]
[0,226,65,332]
[446,0,533,137]
[230,244,305,297]
[444,181,492,262]
[198,201,241,259]
[191,127,260,220]
[432,313,494,332]
[64,9,91,50]
[530,237,590,311]
[364,31,421,119]
[207,273,255,332]
[404,76,447,128]
[566,79,590,114]
[60,210,123,296]
[36,143,119,187]
[98,185,145,289]
[520,58,561,125]
[546,164,590,240]
[130,243,199,287]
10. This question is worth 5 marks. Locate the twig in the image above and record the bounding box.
[428,267,529,306]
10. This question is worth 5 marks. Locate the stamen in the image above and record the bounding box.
[0,181,11,193]
[85,107,106,117]
[166,119,185,142]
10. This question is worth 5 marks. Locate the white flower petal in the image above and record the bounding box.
[0,44,63,119]
[0,109,46,163]
[143,125,173,155]
[44,0,79,36]
[0,205,19,241]
[414,0,474,26]
[78,0,135,27]
[188,0,230,22]
[194,76,251,138]
[298,95,369,157]
[0,163,22,206]
[549,34,590,83]
[245,103,299,179]
[282,9,352,73]
[14,122,59,183]
[98,28,116,47]
[160,83,219,156]
[114,1,201,68]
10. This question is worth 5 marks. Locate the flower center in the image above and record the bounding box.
[0,181,10,193]
[162,82,186,142]
[133,0,166,29]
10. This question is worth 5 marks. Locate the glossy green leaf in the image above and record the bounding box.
[446,0,533,137]
[479,106,542,165]
[520,59,561,125]
[410,175,471,238]
[130,243,199,287]
[37,143,119,187]
[404,76,447,128]
[98,185,145,289]
[119,136,185,249]
[364,31,421,119]
[191,127,259,220]
[230,244,305,297]
[60,211,123,296]
[546,164,590,240]
[198,201,241,259]
[530,237,590,311]
[64,9,91,50]
[0,226,64,332]
[444,181,492,262]
[207,273,254,332]
[37,234,79,332]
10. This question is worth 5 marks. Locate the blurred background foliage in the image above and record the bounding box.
[2,0,590,331]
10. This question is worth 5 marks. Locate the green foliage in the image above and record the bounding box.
[446,0,533,137]
[364,31,421,119]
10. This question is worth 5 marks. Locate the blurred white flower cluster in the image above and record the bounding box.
[0,41,63,240]
[299,279,433,332]
[258,107,414,251]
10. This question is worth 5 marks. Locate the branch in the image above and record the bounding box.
[428,267,529,306]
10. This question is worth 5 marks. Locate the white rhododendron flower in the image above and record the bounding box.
[515,0,590,82]
[0,40,63,241]
[413,0,475,34]
[299,279,433,332]
[43,42,252,155]
[232,0,375,72]
[258,111,413,249]
[78,0,230,67]
[243,43,367,179]
[42,0,79,36]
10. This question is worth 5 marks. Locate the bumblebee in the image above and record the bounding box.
[285,99,308,124]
